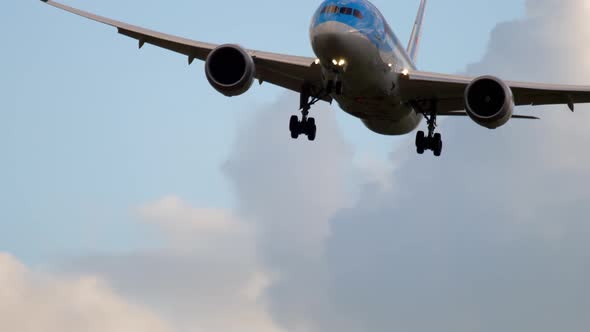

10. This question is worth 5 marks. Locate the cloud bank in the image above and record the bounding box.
[0,253,172,332]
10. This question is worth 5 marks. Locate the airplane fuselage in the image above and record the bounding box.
[310,0,422,135]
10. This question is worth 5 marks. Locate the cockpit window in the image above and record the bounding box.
[353,9,363,19]
[340,7,353,15]
[321,5,340,14]
[320,5,363,19]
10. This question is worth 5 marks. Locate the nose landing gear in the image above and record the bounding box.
[325,79,343,96]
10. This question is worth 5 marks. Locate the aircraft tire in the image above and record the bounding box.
[307,118,317,141]
[416,131,426,154]
[433,133,443,157]
[290,115,300,139]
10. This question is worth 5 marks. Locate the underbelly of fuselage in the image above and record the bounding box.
[311,21,422,136]
[337,95,423,135]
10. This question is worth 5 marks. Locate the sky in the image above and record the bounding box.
[4,0,590,332]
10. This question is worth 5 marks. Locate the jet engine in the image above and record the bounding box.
[464,76,514,129]
[205,44,256,97]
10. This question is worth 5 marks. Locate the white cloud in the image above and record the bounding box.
[139,196,241,234]
[0,252,173,332]
[69,196,283,332]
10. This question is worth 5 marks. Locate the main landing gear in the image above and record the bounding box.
[415,102,443,157]
[289,81,338,141]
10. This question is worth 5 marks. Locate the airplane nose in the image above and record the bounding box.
[311,21,365,67]
[312,22,351,62]
[314,33,346,55]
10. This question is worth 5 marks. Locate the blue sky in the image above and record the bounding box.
[1,0,524,263]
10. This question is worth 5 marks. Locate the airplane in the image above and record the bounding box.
[41,0,590,156]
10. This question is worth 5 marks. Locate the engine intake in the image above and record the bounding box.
[205,44,255,97]
[464,76,514,129]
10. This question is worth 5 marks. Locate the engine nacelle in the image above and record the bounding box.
[464,76,514,129]
[205,44,255,97]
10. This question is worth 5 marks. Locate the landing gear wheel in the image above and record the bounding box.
[289,115,317,141]
[289,115,300,139]
[306,118,317,141]
[416,131,426,154]
[433,133,443,157]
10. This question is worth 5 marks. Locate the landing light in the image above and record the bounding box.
[402,69,409,76]
[332,59,347,67]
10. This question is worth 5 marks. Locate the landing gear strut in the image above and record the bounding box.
[415,102,443,157]
[325,79,343,96]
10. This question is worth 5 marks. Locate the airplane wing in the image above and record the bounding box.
[400,70,590,113]
[41,0,328,100]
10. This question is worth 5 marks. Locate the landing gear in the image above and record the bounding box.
[416,131,443,156]
[290,114,317,141]
[414,101,443,157]
[289,83,326,141]
[288,77,342,141]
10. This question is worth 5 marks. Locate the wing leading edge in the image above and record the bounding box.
[41,0,328,100]
[400,70,590,114]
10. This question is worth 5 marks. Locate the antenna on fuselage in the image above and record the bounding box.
[407,0,427,64]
